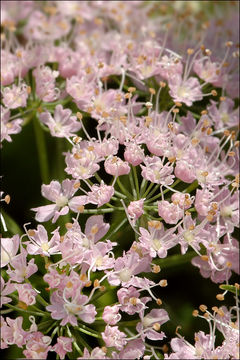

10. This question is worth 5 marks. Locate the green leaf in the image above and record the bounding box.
[219,284,240,296]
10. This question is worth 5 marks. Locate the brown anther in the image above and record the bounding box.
[66,281,73,288]
[77,205,85,213]
[230,322,238,329]
[216,294,225,301]
[185,211,191,216]
[28,230,35,237]
[212,306,218,312]
[145,116,152,126]
[129,297,137,305]
[188,225,195,231]
[119,115,127,124]
[234,141,239,147]
[18,301,28,310]
[85,281,92,287]
[205,146,209,153]
[173,200,179,205]
[37,107,43,113]
[201,126,207,133]
[94,279,100,287]
[100,285,106,292]
[225,41,233,47]
[162,344,169,353]
[223,62,229,68]
[156,298,162,305]
[201,110,208,115]
[199,304,207,312]
[148,220,162,229]
[228,151,235,157]
[231,131,236,140]
[211,90,217,96]
[152,264,161,273]
[73,182,80,189]
[86,106,93,113]
[192,310,199,317]
[168,156,176,163]
[65,223,73,230]
[94,17,103,25]
[205,49,212,56]
[200,44,205,51]
[175,102,182,107]
[201,171,208,177]
[172,108,179,113]
[76,112,83,120]
[124,92,132,99]
[101,347,107,354]
[206,127,213,135]
[73,136,81,144]
[149,88,156,95]
[234,283,240,290]
[175,325,182,334]
[211,202,218,210]
[204,312,210,319]
[60,235,64,243]
[153,322,161,331]
[45,287,50,292]
[191,138,200,145]
[168,122,174,131]
[159,81,166,88]
[207,214,214,222]
[97,62,104,69]
[91,225,99,235]
[80,274,87,282]
[128,87,136,93]
[187,48,194,55]
[217,308,225,317]
[4,195,10,204]
[159,279,168,287]
[74,153,81,160]
[220,96,226,101]
[226,261,232,267]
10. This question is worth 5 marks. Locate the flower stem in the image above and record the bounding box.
[33,113,50,184]
[5,303,46,317]
[132,166,140,199]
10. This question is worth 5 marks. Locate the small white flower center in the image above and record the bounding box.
[41,243,50,252]
[220,205,233,218]
[184,230,194,243]
[119,268,132,282]
[152,238,161,250]
[56,195,68,207]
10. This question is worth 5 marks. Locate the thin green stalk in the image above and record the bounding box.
[83,208,114,214]
[142,182,155,198]
[140,178,148,197]
[5,303,45,317]
[129,169,137,199]
[116,178,133,200]
[76,326,101,338]
[132,166,140,199]
[183,180,199,194]
[145,179,181,203]
[145,183,160,200]
[33,114,50,184]
[66,326,83,356]
[94,172,102,183]
[106,218,128,240]
[114,190,127,199]
[154,251,196,269]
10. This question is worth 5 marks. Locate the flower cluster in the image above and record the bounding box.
[1,1,239,359]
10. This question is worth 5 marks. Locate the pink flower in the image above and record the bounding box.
[1,234,19,267]
[25,225,60,256]
[6,249,38,283]
[87,182,114,207]
[102,325,127,351]
[0,277,15,307]
[102,305,121,325]
[113,339,145,360]
[137,308,169,341]
[39,104,81,138]
[15,283,37,306]
[1,316,28,348]
[158,200,183,224]
[46,290,96,326]
[127,199,145,220]
[124,142,145,166]
[52,336,73,360]
[169,75,203,106]
[174,160,196,183]
[33,65,59,102]
[23,331,52,359]
[1,106,23,143]
[104,156,130,176]
[141,156,175,185]
[79,347,107,359]
[2,83,29,109]
[117,286,150,315]
[31,179,88,223]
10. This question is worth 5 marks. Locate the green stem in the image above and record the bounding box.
[132,166,140,199]
[33,114,50,184]
[5,303,45,317]
[76,326,101,338]
[106,218,128,240]
[0,209,23,235]
[83,208,115,214]
[94,173,102,184]
[114,190,127,199]
[146,183,160,200]
[183,180,199,194]
[66,326,83,355]
[142,182,155,198]
[140,178,148,197]
[145,179,181,203]
[154,251,196,269]
[129,169,137,199]
[116,178,133,200]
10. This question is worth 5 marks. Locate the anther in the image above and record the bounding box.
[65,223,73,230]
[159,81,166,88]
[159,279,168,287]
[211,90,217,96]
[128,87,136,93]
[28,230,35,237]
[156,298,162,305]
[192,310,199,317]
[153,322,161,331]
[201,110,208,115]
[4,195,10,204]
[187,48,194,55]
[199,304,207,312]
[94,279,100,287]
[152,264,161,273]
[73,182,80,189]
[149,88,156,95]
[77,206,84,213]
[216,294,225,301]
